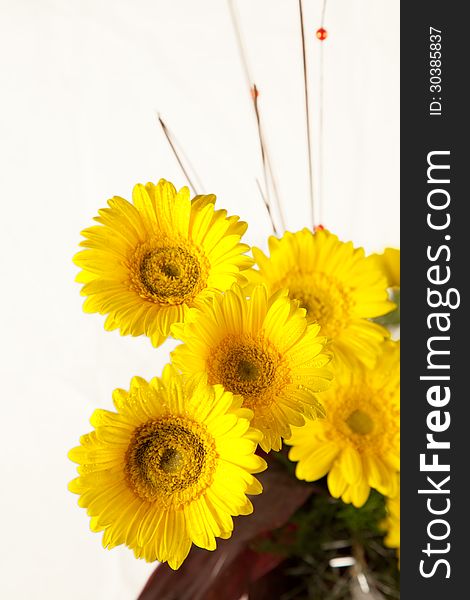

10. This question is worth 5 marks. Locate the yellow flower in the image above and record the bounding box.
[370,248,400,289]
[249,228,394,368]
[68,366,266,569]
[286,341,399,507]
[171,284,333,453]
[74,179,252,347]
[383,479,400,562]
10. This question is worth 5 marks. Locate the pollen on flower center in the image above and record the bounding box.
[346,409,374,435]
[207,335,289,410]
[130,239,209,306]
[281,273,352,338]
[140,247,199,297]
[124,416,217,506]
[160,448,184,473]
[327,388,398,454]
[161,262,181,279]
[237,359,260,381]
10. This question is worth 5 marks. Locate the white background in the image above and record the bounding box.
[0,1,399,598]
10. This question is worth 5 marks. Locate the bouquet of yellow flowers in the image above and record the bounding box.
[68,179,400,599]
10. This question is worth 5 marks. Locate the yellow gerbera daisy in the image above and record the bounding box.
[286,341,399,507]
[74,179,252,347]
[171,284,333,453]
[248,228,394,368]
[68,366,266,569]
[370,247,400,289]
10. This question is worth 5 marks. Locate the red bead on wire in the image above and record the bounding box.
[316,27,328,41]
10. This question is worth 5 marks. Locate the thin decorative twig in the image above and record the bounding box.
[252,84,275,233]
[226,1,270,216]
[317,0,329,226]
[156,113,203,195]
[253,88,287,234]
[264,132,286,233]
[227,0,252,100]
[299,0,315,229]
[227,0,286,234]
[256,178,279,236]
